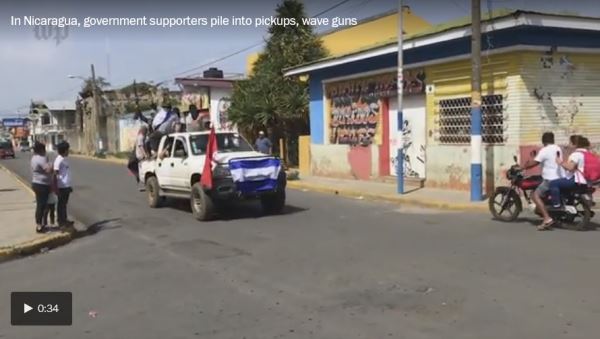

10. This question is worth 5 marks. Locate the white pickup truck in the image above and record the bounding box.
[140,131,286,221]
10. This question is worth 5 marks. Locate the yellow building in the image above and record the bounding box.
[245,7,431,75]
[285,10,600,193]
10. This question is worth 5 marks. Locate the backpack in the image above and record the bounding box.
[582,150,600,182]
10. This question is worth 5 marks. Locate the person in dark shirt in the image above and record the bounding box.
[255,131,272,154]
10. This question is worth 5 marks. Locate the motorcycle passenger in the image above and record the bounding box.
[521,132,565,230]
[550,135,589,210]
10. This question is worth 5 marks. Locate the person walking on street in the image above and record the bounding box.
[255,131,272,155]
[134,125,149,191]
[31,142,53,233]
[54,141,74,228]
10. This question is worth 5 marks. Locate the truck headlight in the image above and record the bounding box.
[213,164,231,178]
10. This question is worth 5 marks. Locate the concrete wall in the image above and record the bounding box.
[423,53,521,193]
[311,144,380,180]
[118,118,146,153]
[298,135,311,176]
[519,51,600,145]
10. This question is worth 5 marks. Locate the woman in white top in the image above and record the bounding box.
[550,135,589,208]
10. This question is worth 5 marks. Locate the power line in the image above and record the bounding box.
[145,0,358,84]
[447,0,469,12]
[313,0,354,17]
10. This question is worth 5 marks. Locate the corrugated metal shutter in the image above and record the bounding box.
[519,52,600,145]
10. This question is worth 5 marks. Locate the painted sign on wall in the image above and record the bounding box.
[326,69,426,146]
[2,118,26,127]
[181,86,210,110]
[217,97,234,131]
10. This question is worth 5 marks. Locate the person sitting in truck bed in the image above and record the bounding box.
[149,104,179,157]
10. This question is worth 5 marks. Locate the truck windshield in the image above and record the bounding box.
[189,133,253,155]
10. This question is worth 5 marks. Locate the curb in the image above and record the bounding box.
[0,164,76,262]
[287,180,489,212]
[67,154,488,212]
[0,231,73,262]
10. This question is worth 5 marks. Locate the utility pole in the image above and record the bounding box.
[133,79,140,111]
[396,0,405,194]
[470,0,483,201]
[90,63,103,155]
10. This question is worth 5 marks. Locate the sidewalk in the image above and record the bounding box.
[287,175,489,212]
[0,164,72,261]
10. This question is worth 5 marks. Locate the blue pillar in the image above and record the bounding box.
[397,111,404,194]
[470,106,482,201]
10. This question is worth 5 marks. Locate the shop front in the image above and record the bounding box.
[287,10,600,192]
[317,70,427,181]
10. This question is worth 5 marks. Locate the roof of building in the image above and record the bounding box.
[316,8,418,37]
[40,100,76,111]
[174,77,236,89]
[285,9,600,76]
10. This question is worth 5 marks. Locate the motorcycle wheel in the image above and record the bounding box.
[560,198,593,231]
[489,187,522,222]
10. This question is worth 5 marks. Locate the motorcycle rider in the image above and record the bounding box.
[521,132,565,230]
[550,135,590,212]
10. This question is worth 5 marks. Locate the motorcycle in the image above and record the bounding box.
[489,153,597,230]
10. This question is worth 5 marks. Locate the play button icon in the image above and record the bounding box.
[11,292,72,325]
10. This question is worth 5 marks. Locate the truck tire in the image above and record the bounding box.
[261,189,286,215]
[191,182,214,221]
[146,176,162,208]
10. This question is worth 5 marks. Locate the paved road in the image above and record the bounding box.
[1,155,600,339]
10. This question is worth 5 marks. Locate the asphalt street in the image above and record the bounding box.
[1,154,600,339]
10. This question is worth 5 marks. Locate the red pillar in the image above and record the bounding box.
[379,98,391,176]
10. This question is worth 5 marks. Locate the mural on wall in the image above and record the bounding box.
[329,98,381,146]
[388,94,427,179]
[181,86,210,110]
[327,69,426,147]
[217,97,234,131]
[389,119,426,178]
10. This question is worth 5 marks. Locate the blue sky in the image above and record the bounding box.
[1,0,599,117]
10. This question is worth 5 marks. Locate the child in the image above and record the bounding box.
[43,190,57,227]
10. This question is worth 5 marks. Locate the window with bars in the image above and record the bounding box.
[438,94,504,144]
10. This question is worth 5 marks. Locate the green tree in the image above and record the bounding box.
[79,76,111,98]
[229,0,327,163]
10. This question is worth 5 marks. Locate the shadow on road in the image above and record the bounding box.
[517,216,599,231]
[0,188,17,192]
[162,198,309,221]
[73,218,123,239]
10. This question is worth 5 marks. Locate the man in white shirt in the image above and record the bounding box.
[54,141,74,228]
[522,132,564,229]
[148,103,175,155]
[135,125,149,191]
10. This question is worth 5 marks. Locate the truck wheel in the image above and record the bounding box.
[261,189,286,215]
[191,182,214,221]
[146,176,161,208]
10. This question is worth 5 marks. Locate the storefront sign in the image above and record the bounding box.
[326,69,426,146]
[2,118,26,127]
